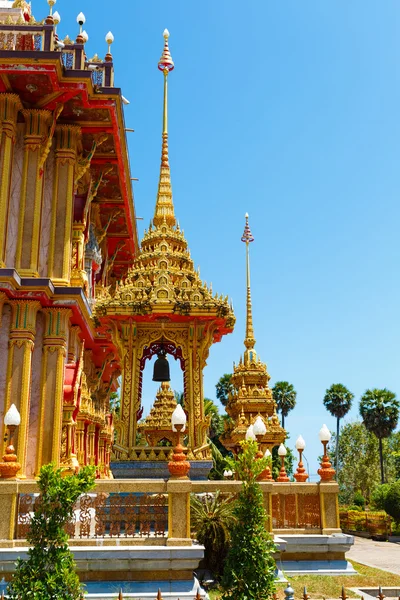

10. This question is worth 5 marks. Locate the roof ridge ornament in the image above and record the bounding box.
[241,213,256,354]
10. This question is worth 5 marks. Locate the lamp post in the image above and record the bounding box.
[294,435,308,482]
[258,447,273,481]
[0,404,21,479]
[46,0,55,24]
[277,443,290,482]
[253,415,267,457]
[76,12,85,43]
[105,31,114,62]
[168,405,190,479]
[317,424,335,482]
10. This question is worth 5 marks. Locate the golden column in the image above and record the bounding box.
[15,109,53,277]
[48,125,81,284]
[0,94,22,267]
[36,308,71,473]
[3,300,40,478]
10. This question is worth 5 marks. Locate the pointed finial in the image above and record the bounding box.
[241,213,255,353]
[156,589,163,600]
[154,29,175,228]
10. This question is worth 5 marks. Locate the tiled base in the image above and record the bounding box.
[111,461,213,480]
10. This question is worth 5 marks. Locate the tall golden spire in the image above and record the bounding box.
[153,29,176,228]
[241,213,256,358]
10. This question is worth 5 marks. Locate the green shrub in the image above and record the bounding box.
[353,491,366,508]
[371,484,391,510]
[221,440,276,600]
[383,481,400,524]
[347,504,363,512]
[191,490,236,577]
[8,463,95,600]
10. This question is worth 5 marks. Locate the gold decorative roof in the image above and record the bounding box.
[221,214,285,452]
[95,31,235,327]
[138,382,178,446]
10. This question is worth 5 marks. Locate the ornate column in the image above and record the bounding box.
[15,109,53,276]
[0,94,22,266]
[70,222,88,290]
[87,423,96,466]
[36,308,71,472]
[76,419,86,467]
[3,300,40,478]
[48,125,81,284]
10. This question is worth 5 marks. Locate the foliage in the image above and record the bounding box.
[272,381,297,428]
[208,439,230,480]
[174,390,185,406]
[370,484,391,510]
[8,463,96,600]
[383,481,400,524]
[323,383,354,471]
[191,490,236,577]
[360,388,400,483]
[332,422,381,504]
[221,440,276,600]
[216,373,234,407]
[204,398,224,440]
[352,491,366,509]
[347,504,363,512]
[109,391,120,416]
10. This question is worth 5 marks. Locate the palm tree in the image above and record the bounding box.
[272,381,297,429]
[204,398,224,440]
[323,383,354,473]
[360,388,400,484]
[216,373,234,407]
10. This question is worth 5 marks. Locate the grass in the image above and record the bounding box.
[207,561,400,599]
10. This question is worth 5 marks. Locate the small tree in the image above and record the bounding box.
[8,463,95,600]
[360,388,400,484]
[383,482,400,525]
[323,383,354,472]
[221,440,276,600]
[272,381,296,429]
[216,373,234,407]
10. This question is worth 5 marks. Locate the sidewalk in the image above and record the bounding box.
[346,536,400,575]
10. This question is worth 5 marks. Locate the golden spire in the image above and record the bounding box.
[154,29,176,228]
[241,213,255,356]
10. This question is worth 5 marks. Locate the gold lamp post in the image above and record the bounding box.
[105,31,114,62]
[168,405,190,479]
[317,424,335,482]
[277,443,290,482]
[0,404,21,479]
[294,435,309,482]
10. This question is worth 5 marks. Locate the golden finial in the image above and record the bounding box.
[241,213,255,354]
[154,29,176,228]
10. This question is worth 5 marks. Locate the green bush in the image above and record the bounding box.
[347,504,363,512]
[353,491,366,508]
[221,439,276,600]
[8,463,95,600]
[383,481,400,524]
[371,484,391,510]
[191,490,236,577]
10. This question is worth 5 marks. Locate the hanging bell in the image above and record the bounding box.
[152,348,170,382]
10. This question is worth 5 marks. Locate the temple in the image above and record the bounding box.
[0,0,138,479]
[221,214,286,453]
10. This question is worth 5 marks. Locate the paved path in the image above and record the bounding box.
[346,536,400,575]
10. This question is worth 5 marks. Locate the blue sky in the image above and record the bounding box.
[57,1,400,474]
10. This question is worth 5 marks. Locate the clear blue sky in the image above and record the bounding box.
[56,1,400,475]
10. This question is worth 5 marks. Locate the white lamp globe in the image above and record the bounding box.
[76,12,85,25]
[318,424,331,443]
[295,435,306,451]
[264,449,271,458]
[81,30,88,42]
[4,404,21,427]
[245,424,256,440]
[53,10,60,24]
[253,415,267,436]
[171,404,186,432]
[105,31,114,44]
[278,443,287,457]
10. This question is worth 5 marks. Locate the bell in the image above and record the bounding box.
[152,349,170,382]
